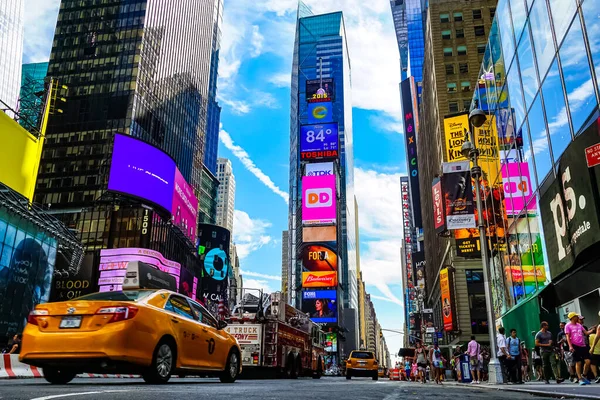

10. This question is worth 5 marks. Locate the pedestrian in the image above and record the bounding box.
[405,359,411,381]
[453,346,462,381]
[481,347,490,382]
[7,334,21,355]
[587,314,600,384]
[466,335,481,383]
[520,343,530,382]
[558,321,577,382]
[496,327,510,382]
[415,342,428,383]
[411,360,418,382]
[430,342,444,384]
[535,321,564,384]
[565,312,594,385]
[506,329,524,384]
[532,345,543,381]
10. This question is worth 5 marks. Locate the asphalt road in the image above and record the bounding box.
[0,377,567,400]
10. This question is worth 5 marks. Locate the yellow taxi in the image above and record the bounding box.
[345,350,378,380]
[20,289,241,384]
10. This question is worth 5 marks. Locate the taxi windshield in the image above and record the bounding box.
[351,352,374,359]
[75,290,156,302]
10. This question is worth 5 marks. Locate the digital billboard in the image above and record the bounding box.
[305,162,334,177]
[302,245,337,272]
[98,248,181,292]
[306,78,334,103]
[302,175,336,225]
[108,133,176,213]
[300,123,339,155]
[325,332,338,352]
[302,271,337,288]
[442,161,476,229]
[302,289,337,323]
[440,267,454,331]
[198,224,231,310]
[308,102,333,124]
[302,226,337,243]
[502,162,536,215]
[172,168,198,242]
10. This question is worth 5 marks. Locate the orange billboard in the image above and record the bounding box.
[302,271,338,288]
[440,267,454,331]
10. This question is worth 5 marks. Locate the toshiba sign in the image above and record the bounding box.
[302,271,338,288]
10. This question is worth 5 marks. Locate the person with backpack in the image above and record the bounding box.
[506,329,524,384]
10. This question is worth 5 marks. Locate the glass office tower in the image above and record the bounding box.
[0,0,24,112]
[288,7,358,356]
[471,0,600,340]
[19,62,49,131]
[390,0,426,89]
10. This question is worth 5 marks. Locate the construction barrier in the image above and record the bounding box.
[391,368,400,381]
[0,354,42,379]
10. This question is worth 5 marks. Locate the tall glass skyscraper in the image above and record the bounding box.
[0,0,24,112]
[390,0,426,90]
[288,6,358,358]
[19,62,48,131]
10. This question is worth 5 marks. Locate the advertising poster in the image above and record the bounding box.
[443,113,470,162]
[302,289,337,323]
[413,251,426,290]
[172,168,198,242]
[305,162,334,177]
[308,102,333,124]
[98,248,181,292]
[495,108,522,148]
[442,161,476,229]
[456,237,481,258]
[325,332,338,352]
[440,267,454,331]
[302,271,338,288]
[300,123,339,154]
[306,78,334,103]
[302,244,337,272]
[502,162,536,215]
[432,178,445,233]
[198,224,231,311]
[302,226,337,243]
[50,253,94,302]
[422,309,435,332]
[540,119,600,279]
[179,268,195,299]
[108,133,176,213]
[302,175,336,225]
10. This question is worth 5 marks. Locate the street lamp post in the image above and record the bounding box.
[461,109,503,384]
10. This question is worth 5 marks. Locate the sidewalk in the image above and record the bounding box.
[444,380,600,399]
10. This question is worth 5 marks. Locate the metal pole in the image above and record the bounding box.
[468,129,503,384]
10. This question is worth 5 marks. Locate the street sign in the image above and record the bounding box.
[436,332,443,339]
[585,142,600,168]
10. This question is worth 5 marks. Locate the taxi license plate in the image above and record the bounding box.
[59,316,82,329]
[358,361,367,365]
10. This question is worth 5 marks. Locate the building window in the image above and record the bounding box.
[447,83,457,93]
[449,102,459,113]
[490,7,496,18]
[473,9,482,20]
[457,45,467,56]
[445,64,455,75]
[466,270,488,335]
[456,28,465,38]
[461,81,471,92]
[463,99,472,110]
[442,29,452,40]
[459,63,469,74]
[454,12,463,22]
[444,47,453,57]
[477,44,486,54]
[440,13,450,23]
[474,25,485,36]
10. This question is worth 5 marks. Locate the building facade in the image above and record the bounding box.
[19,62,48,132]
[216,158,235,233]
[281,230,289,296]
[466,0,600,348]
[288,7,359,358]
[416,0,498,346]
[0,0,23,112]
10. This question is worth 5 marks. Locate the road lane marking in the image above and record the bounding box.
[30,390,130,400]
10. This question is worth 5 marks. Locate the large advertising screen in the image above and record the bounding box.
[198,224,231,312]
[300,123,339,154]
[302,245,338,272]
[305,162,334,177]
[302,175,336,225]
[306,78,334,103]
[442,161,476,229]
[302,289,337,323]
[502,162,536,215]
[308,102,333,124]
[172,168,198,242]
[98,248,181,292]
[302,271,338,288]
[108,134,176,212]
[302,226,337,243]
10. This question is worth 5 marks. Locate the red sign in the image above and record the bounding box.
[302,271,338,287]
[585,142,600,168]
[432,178,445,232]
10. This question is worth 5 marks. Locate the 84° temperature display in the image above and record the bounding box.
[300,123,339,153]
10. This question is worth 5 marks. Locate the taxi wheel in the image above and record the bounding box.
[43,368,76,384]
[219,349,240,383]
[143,340,175,384]
[346,370,352,380]
[372,371,379,381]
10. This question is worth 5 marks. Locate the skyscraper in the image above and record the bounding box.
[216,158,235,233]
[0,0,24,112]
[390,0,426,92]
[19,62,48,131]
[281,230,289,296]
[288,6,358,359]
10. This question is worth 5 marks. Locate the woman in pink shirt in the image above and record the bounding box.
[565,312,595,385]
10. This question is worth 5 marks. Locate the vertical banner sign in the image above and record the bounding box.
[440,267,454,331]
[401,178,413,287]
[442,161,476,229]
[139,208,153,248]
[432,178,445,233]
[401,78,422,228]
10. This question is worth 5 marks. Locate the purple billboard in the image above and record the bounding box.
[172,168,198,242]
[108,134,176,212]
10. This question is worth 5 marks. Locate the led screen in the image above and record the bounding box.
[172,168,198,242]
[306,78,334,102]
[302,175,336,225]
[302,289,337,323]
[302,245,338,272]
[300,123,339,154]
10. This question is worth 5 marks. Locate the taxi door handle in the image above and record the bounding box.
[202,327,208,332]
[171,319,179,324]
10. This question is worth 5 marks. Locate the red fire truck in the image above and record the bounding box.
[225,289,325,379]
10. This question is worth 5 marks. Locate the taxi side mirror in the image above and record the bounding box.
[218,320,228,330]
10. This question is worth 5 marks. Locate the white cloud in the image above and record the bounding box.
[250,25,265,58]
[219,128,289,203]
[219,97,251,115]
[233,210,273,259]
[241,278,276,294]
[253,91,280,109]
[240,269,281,281]
[268,72,291,88]
[23,0,60,63]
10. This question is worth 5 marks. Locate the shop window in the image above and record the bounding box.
[454,12,463,22]
[457,45,467,56]
[445,64,455,75]
[447,83,457,93]
[440,13,450,23]
[459,63,469,74]
[474,25,485,36]
[461,81,471,92]
[442,29,452,40]
[449,102,459,113]
[473,9,482,20]
[444,47,453,57]
[456,28,465,38]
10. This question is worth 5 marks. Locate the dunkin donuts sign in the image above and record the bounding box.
[302,271,338,288]
[302,175,336,225]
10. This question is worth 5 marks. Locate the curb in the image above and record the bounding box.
[450,381,600,400]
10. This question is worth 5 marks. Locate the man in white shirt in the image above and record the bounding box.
[497,326,510,383]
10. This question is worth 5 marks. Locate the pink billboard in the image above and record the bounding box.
[502,162,536,215]
[172,168,198,242]
[302,175,336,225]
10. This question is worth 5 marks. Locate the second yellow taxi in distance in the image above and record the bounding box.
[19,289,241,384]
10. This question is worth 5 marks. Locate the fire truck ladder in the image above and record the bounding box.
[263,320,279,366]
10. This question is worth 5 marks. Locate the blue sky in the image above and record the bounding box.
[25,0,408,357]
